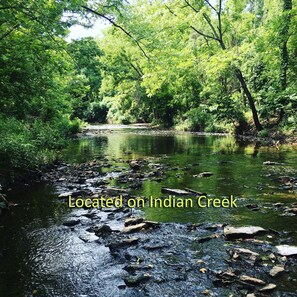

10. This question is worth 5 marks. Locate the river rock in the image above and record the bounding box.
[144,220,160,228]
[245,204,260,211]
[108,237,140,251]
[124,217,144,226]
[197,172,213,177]
[230,248,259,264]
[239,275,265,285]
[263,161,277,165]
[78,233,98,243]
[286,208,297,214]
[123,264,154,272]
[124,273,151,287]
[276,245,297,256]
[58,191,73,198]
[161,187,190,195]
[213,270,236,286]
[105,187,129,196]
[269,266,285,277]
[129,160,141,170]
[195,236,213,243]
[259,283,277,292]
[122,222,149,233]
[224,226,266,240]
[94,224,113,237]
[63,219,80,227]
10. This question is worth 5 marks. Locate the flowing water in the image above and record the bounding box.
[0,127,297,296]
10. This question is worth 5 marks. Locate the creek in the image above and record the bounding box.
[0,125,296,296]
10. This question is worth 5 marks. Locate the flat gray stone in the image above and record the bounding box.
[276,245,297,256]
[224,226,266,239]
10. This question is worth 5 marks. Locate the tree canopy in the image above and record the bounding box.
[0,0,296,168]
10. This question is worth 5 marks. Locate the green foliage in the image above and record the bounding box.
[97,0,296,133]
[84,102,108,123]
[258,129,269,138]
[67,37,104,121]
[0,0,296,170]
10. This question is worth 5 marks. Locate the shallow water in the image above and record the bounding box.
[0,129,297,296]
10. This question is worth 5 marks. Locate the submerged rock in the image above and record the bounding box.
[94,224,113,237]
[62,219,80,227]
[123,264,154,272]
[259,283,277,292]
[161,187,190,195]
[239,275,265,285]
[195,236,214,243]
[276,245,297,256]
[269,266,285,277]
[245,204,260,211]
[129,160,141,170]
[224,226,266,240]
[195,172,213,177]
[105,187,129,196]
[124,273,151,287]
[213,270,236,286]
[263,161,278,165]
[107,237,140,251]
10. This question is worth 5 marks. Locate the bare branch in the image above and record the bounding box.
[128,61,143,78]
[82,5,150,60]
[202,12,220,40]
[204,0,218,14]
[190,25,219,41]
[164,4,177,16]
[184,0,199,13]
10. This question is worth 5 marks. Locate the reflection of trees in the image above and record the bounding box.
[62,137,108,162]
[212,137,239,154]
[251,142,261,158]
[63,133,242,162]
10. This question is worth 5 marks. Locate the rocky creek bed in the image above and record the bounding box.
[39,155,297,297]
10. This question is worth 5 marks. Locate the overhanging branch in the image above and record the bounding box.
[82,5,150,60]
[190,25,219,41]
[0,24,20,42]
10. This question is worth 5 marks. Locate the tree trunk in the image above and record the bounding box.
[186,0,263,131]
[235,68,263,131]
[278,0,292,123]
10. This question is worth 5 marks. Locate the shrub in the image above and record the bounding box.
[0,115,83,169]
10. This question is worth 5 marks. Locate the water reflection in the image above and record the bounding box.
[0,131,296,296]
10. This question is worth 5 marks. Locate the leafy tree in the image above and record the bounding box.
[67,37,106,122]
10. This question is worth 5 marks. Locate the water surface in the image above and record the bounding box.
[1,129,296,296]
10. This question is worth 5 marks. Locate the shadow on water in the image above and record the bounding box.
[0,129,296,296]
